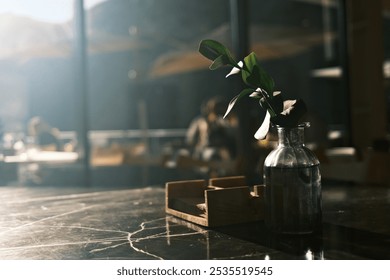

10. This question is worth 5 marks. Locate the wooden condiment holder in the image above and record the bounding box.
[165,176,264,227]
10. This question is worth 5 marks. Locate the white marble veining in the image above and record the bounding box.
[0,184,389,259]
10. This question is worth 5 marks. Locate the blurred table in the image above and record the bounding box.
[3,150,79,164]
[0,183,389,260]
[0,150,81,186]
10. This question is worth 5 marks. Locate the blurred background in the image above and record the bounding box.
[0,0,388,187]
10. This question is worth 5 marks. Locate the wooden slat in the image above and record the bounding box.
[165,176,264,227]
[209,176,246,188]
[206,186,263,227]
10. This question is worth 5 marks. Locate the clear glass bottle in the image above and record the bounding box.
[263,123,322,234]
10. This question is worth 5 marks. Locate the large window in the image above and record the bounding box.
[248,0,347,140]
[0,0,76,131]
[84,0,232,186]
[0,0,384,187]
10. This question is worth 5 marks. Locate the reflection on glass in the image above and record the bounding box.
[305,249,313,260]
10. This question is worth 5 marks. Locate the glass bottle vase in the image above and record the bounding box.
[263,124,322,234]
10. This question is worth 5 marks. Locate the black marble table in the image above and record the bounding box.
[0,182,389,260]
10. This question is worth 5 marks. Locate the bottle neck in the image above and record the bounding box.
[277,126,305,147]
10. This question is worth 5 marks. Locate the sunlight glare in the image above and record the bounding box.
[0,0,107,23]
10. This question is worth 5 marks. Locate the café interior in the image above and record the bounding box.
[0,0,389,260]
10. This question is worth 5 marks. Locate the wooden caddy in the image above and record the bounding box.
[165,176,264,227]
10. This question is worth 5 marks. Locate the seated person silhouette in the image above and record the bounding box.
[28,116,62,151]
[186,96,238,175]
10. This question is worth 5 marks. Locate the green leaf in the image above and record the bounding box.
[249,89,262,99]
[270,99,307,126]
[240,53,275,94]
[209,55,229,70]
[259,91,284,115]
[258,66,275,94]
[198,39,239,69]
[254,111,271,140]
[241,53,258,86]
[245,65,262,87]
[223,88,254,118]
[243,52,258,70]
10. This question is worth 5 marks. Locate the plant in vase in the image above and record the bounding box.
[198,39,322,234]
